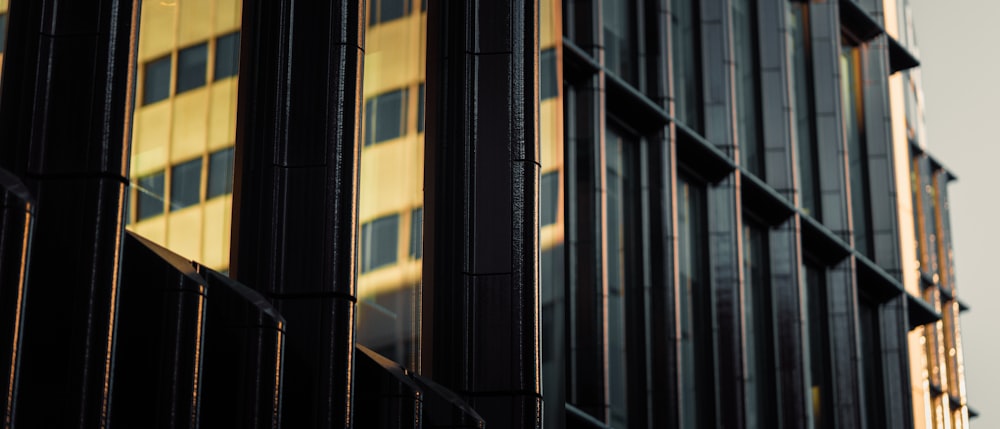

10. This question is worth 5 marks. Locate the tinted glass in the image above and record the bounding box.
[214,31,240,80]
[602,0,636,84]
[409,208,422,259]
[365,89,407,145]
[841,44,871,255]
[743,221,777,427]
[0,13,7,53]
[671,0,702,132]
[362,214,399,272]
[859,299,885,429]
[374,0,406,24]
[171,158,202,210]
[176,43,208,94]
[207,147,235,199]
[540,48,558,100]
[733,0,762,175]
[678,175,714,429]
[417,83,425,133]
[541,172,558,226]
[790,4,820,219]
[137,171,166,220]
[143,56,172,105]
[805,263,833,429]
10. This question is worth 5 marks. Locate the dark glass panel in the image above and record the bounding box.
[541,172,558,226]
[733,0,762,175]
[417,83,425,133]
[143,55,172,105]
[859,298,885,429]
[176,43,208,94]
[602,0,637,84]
[790,4,821,219]
[0,13,7,53]
[671,0,702,132]
[364,89,407,146]
[214,31,240,81]
[207,147,235,199]
[136,171,166,220]
[371,0,406,24]
[743,220,777,428]
[170,158,202,210]
[409,208,422,259]
[357,286,417,367]
[361,214,399,273]
[841,44,872,255]
[805,263,833,429]
[678,174,715,428]
[540,48,558,100]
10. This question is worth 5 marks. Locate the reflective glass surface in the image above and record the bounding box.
[805,263,832,429]
[790,4,821,219]
[170,158,202,210]
[841,43,872,256]
[176,43,208,94]
[733,0,762,175]
[214,31,240,81]
[743,220,777,428]
[143,56,171,105]
[603,0,637,84]
[671,0,702,132]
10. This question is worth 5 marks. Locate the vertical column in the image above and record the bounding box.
[0,0,139,426]
[702,0,745,427]
[231,0,365,426]
[423,0,542,426]
[0,171,31,425]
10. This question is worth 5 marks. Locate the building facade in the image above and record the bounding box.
[0,0,974,427]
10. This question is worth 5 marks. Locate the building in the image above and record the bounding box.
[0,0,974,427]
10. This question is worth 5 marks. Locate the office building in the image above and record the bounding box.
[0,0,974,427]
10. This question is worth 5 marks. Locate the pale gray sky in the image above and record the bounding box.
[910,1,998,426]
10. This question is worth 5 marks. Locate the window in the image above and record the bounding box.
[858,298,885,429]
[143,55,172,105]
[805,263,833,429]
[361,214,399,273]
[207,147,235,199]
[215,32,240,81]
[409,208,422,259]
[677,174,715,429]
[370,0,407,25]
[364,89,407,146]
[136,171,165,220]
[0,13,7,53]
[841,41,872,255]
[176,43,208,94]
[671,0,702,132]
[733,0,763,175]
[541,172,559,226]
[170,158,202,210]
[603,0,637,84]
[790,3,821,219]
[417,83,425,133]
[743,220,777,427]
[540,49,558,100]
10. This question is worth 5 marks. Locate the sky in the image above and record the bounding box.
[910,1,999,426]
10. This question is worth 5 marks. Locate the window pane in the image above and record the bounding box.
[409,208,422,259]
[790,4,821,219]
[859,298,885,429]
[417,83,425,133]
[733,0,762,175]
[136,171,165,220]
[742,221,777,427]
[365,89,407,145]
[678,175,714,429]
[805,263,833,429]
[671,0,702,132]
[0,13,7,53]
[841,44,871,255]
[540,48,558,100]
[177,43,208,94]
[171,158,202,210]
[214,31,240,81]
[362,214,399,273]
[143,55,172,105]
[603,0,636,84]
[207,147,235,199]
[541,172,558,226]
[378,0,406,24]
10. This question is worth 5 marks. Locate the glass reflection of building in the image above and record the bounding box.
[0,0,976,427]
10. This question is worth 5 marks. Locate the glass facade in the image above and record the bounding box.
[733,0,762,176]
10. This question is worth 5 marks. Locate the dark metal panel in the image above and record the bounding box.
[0,0,138,424]
[769,218,811,429]
[231,0,365,426]
[0,171,32,425]
[757,0,795,197]
[861,36,903,280]
[825,259,865,428]
[114,233,208,428]
[355,345,422,429]
[879,295,914,428]
[808,2,852,241]
[423,0,541,427]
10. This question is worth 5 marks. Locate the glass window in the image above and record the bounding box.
[136,171,166,221]
[805,263,833,429]
[733,0,762,175]
[790,3,821,219]
[170,158,202,210]
[364,89,407,146]
[207,147,235,199]
[176,43,208,94]
[0,14,7,53]
[841,42,872,255]
[671,0,702,132]
[677,174,715,429]
[143,55,172,105]
[370,0,406,25]
[541,172,558,226]
[858,298,885,429]
[602,0,637,84]
[743,220,777,427]
[540,48,558,100]
[417,83,425,133]
[361,214,399,273]
[409,208,422,259]
[214,32,240,81]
